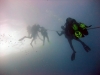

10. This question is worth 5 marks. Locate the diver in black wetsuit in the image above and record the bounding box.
[19,24,42,47]
[39,27,50,46]
[56,17,91,61]
[64,17,92,38]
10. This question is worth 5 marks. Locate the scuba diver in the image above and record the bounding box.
[39,27,50,46]
[19,24,42,47]
[64,17,92,39]
[56,17,91,61]
[26,25,36,44]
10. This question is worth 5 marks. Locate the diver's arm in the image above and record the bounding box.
[56,31,64,36]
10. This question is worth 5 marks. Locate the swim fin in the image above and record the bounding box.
[71,52,76,61]
[83,45,91,52]
[30,43,33,48]
[19,38,24,41]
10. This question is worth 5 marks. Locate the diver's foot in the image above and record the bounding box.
[89,25,92,27]
[19,38,23,41]
[30,43,33,48]
[71,52,76,61]
[83,45,91,52]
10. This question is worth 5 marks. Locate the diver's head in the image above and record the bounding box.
[61,26,65,30]
[66,17,72,23]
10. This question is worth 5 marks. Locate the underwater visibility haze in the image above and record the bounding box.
[0,0,100,75]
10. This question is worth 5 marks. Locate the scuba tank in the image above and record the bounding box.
[72,24,83,38]
[79,23,86,30]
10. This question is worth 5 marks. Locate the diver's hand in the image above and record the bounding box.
[89,25,92,27]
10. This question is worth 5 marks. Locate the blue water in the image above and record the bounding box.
[0,0,100,75]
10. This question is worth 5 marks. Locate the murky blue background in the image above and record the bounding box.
[0,0,100,75]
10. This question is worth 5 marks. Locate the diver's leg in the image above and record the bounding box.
[43,36,45,46]
[75,38,85,45]
[75,39,91,52]
[46,35,50,42]
[68,39,76,61]
[19,36,32,41]
[34,36,36,44]
[19,36,26,41]
[34,40,36,44]
[68,39,76,53]
[37,34,43,41]
[30,38,35,48]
